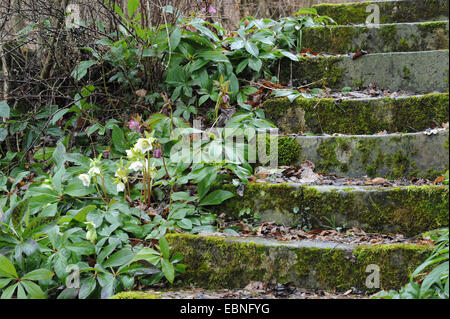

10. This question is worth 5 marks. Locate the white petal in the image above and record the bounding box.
[117,182,125,192]
[78,174,91,187]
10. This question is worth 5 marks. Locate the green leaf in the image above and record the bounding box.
[159,237,170,260]
[66,241,95,256]
[112,125,126,152]
[0,278,12,289]
[0,127,7,142]
[71,60,97,81]
[199,190,235,206]
[161,258,174,283]
[127,0,139,18]
[170,28,182,51]
[73,205,97,223]
[64,179,95,197]
[103,248,135,268]
[51,165,65,195]
[196,51,230,63]
[235,59,249,74]
[0,101,10,118]
[245,41,259,57]
[33,147,55,161]
[420,261,449,296]
[21,280,45,299]
[22,269,54,281]
[79,276,97,299]
[280,50,299,61]
[0,254,18,278]
[177,218,192,230]
[248,58,262,72]
[131,247,160,265]
[1,283,17,299]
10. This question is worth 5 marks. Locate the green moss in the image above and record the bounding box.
[418,21,449,33]
[110,291,162,299]
[314,0,449,25]
[266,136,302,166]
[263,93,449,135]
[219,183,449,236]
[380,24,398,48]
[281,55,343,87]
[166,233,432,292]
[316,138,350,172]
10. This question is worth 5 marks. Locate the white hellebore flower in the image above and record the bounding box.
[88,166,101,176]
[134,137,153,153]
[117,182,125,192]
[79,174,91,187]
[129,160,143,172]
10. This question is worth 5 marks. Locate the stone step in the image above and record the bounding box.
[218,183,449,236]
[314,0,449,25]
[166,233,432,292]
[280,50,449,93]
[302,21,449,54]
[275,129,449,179]
[263,93,449,135]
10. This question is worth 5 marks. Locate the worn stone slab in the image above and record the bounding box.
[314,0,449,25]
[263,93,449,135]
[280,50,449,93]
[166,233,432,292]
[302,21,449,54]
[289,130,449,178]
[218,183,449,236]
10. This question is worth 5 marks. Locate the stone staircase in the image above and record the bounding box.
[152,0,450,296]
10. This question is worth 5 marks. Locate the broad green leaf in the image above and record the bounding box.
[177,218,192,230]
[196,51,229,63]
[79,276,97,299]
[22,269,54,281]
[112,125,126,152]
[159,237,170,260]
[64,179,95,197]
[170,27,182,51]
[0,254,18,278]
[130,247,160,265]
[66,241,95,256]
[245,41,259,57]
[71,60,97,81]
[161,258,174,283]
[199,190,235,206]
[0,278,12,289]
[0,101,10,118]
[33,147,55,161]
[127,0,139,18]
[1,283,17,299]
[248,58,262,72]
[21,280,45,299]
[51,165,65,195]
[103,248,135,268]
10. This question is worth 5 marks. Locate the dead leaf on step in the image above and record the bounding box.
[350,50,368,60]
[135,89,148,98]
[365,177,389,185]
[434,175,445,184]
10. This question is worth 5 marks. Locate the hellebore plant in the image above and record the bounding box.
[81,132,160,209]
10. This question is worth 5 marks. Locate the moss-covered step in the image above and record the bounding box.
[286,130,449,179]
[314,0,449,25]
[264,93,449,135]
[280,50,449,93]
[219,183,449,236]
[302,21,449,54]
[166,233,432,292]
